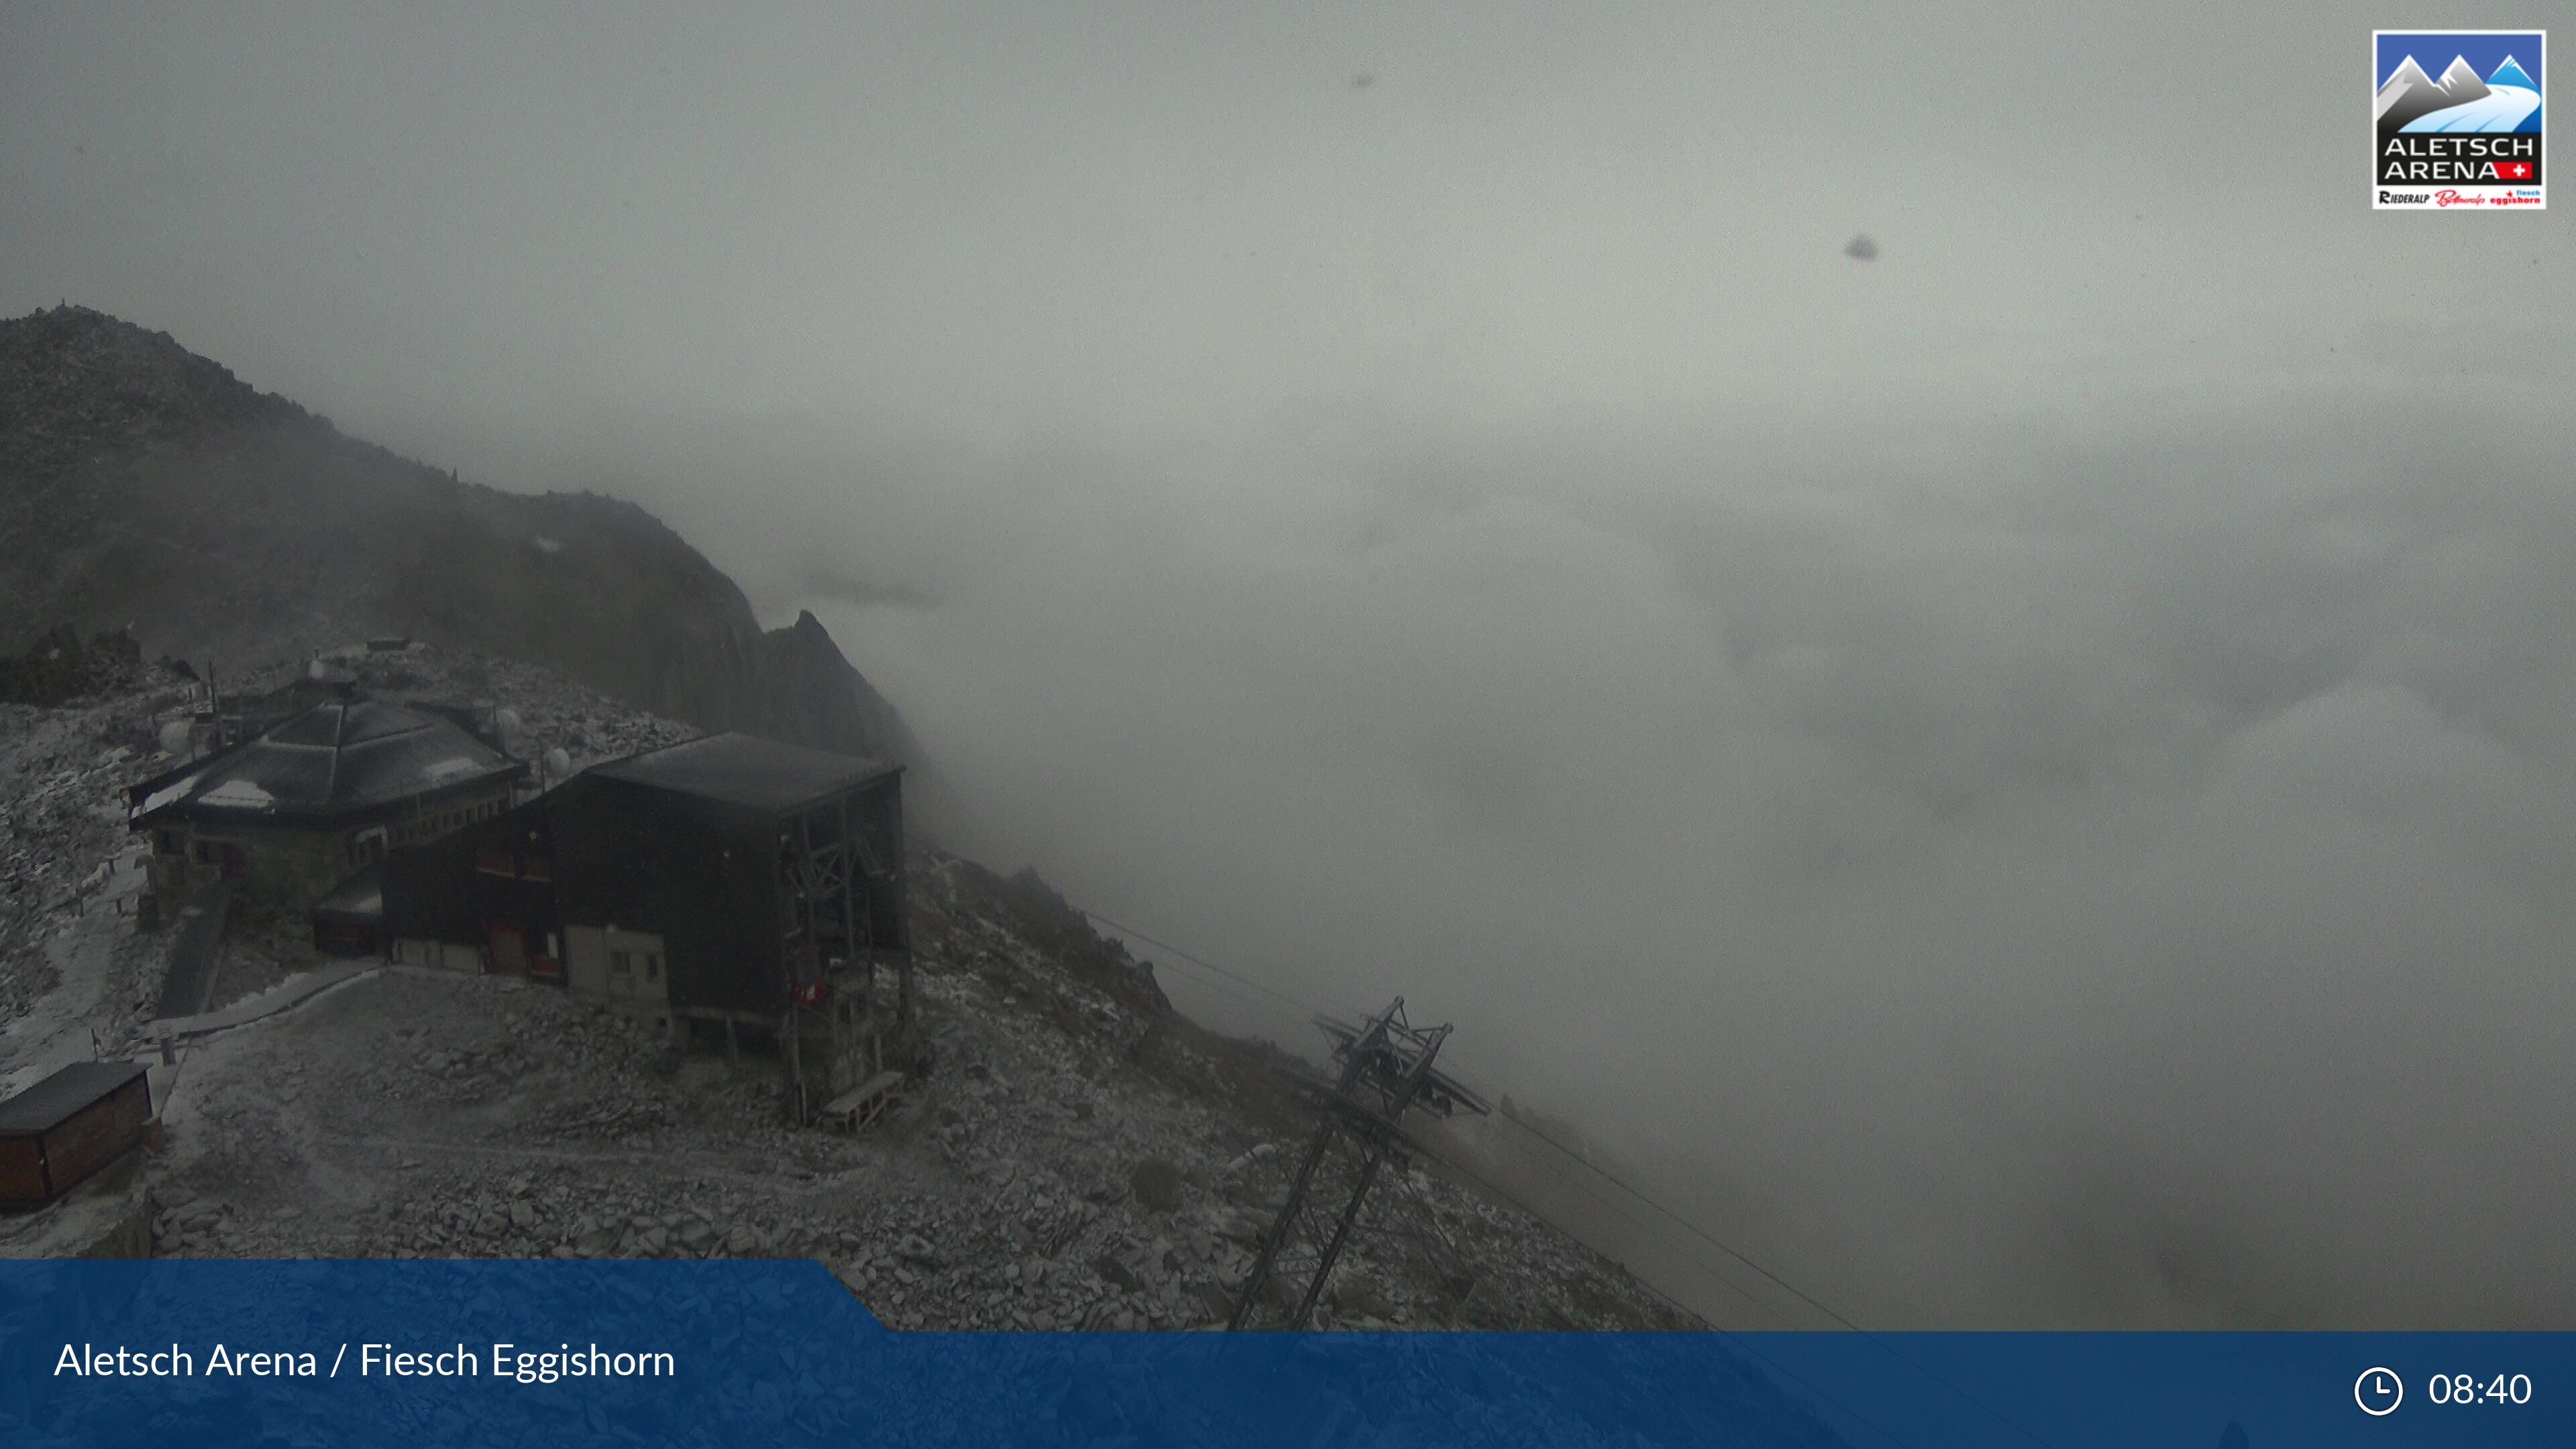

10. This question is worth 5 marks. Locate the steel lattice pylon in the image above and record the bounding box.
[1227,998,1487,1330]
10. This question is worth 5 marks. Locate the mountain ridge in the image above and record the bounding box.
[0,305,923,772]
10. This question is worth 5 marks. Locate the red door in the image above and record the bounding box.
[487,924,529,976]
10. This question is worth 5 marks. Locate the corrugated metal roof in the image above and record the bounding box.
[591,732,896,812]
[0,1061,149,1135]
[132,698,524,824]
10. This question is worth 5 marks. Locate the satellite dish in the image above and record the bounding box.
[157,722,193,757]
[493,707,523,736]
[543,747,572,779]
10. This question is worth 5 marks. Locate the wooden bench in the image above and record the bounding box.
[818,1071,906,1133]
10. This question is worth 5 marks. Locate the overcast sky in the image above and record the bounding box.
[6,1,2571,1329]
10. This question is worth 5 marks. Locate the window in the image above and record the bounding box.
[194,841,215,864]
[610,950,632,977]
[645,953,661,981]
[154,830,180,856]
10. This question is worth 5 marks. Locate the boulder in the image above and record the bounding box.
[1129,1157,1183,1214]
[1092,1252,1142,1294]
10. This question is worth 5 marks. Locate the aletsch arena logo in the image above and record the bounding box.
[2373,30,2546,209]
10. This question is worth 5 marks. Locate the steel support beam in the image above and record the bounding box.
[1227,998,1468,1330]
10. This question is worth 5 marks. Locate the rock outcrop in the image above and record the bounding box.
[0,623,144,705]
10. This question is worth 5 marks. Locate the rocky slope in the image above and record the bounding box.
[0,645,1717,1342]
[0,305,918,767]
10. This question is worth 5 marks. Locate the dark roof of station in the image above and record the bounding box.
[312,861,386,922]
[0,1060,150,1135]
[590,732,898,813]
[130,698,525,824]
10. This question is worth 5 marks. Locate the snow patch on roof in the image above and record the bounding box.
[534,536,563,555]
[198,779,276,809]
[421,756,486,784]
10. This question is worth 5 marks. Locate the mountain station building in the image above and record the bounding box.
[125,696,526,915]
[378,732,913,1122]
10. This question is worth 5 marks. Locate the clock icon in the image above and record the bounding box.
[2355,1367,2404,1416]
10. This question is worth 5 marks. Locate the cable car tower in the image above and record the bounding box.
[1228,998,1489,1330]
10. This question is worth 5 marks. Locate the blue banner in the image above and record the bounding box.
[2,1261,2567,1446]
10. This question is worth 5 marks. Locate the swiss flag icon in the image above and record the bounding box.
[2497,160,2535,180]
